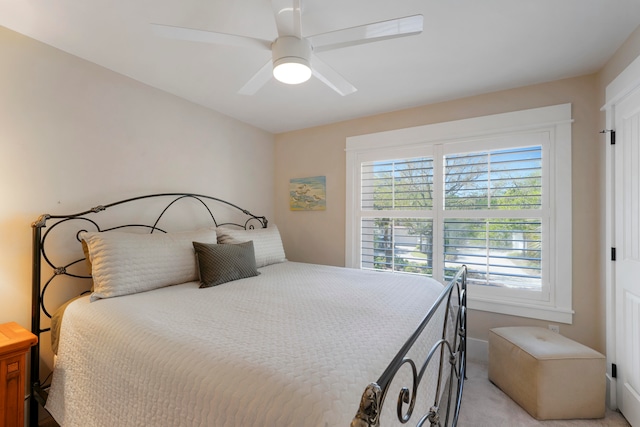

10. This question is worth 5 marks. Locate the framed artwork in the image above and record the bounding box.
[290,176,326,211]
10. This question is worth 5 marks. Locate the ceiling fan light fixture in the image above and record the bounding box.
[272,35,312,85]
[273,57,311,84]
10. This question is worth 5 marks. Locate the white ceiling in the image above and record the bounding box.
[1,1,640,133]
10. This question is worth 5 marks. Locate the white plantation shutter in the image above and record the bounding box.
[361,158,433,210]
[357,146,543,289]
[444,147,542,210]
[442,146,543,289]
[360,158,434,275]
[361,217,434,274]
[443,218,541,288]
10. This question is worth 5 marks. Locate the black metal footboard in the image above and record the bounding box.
[351,265,467,427]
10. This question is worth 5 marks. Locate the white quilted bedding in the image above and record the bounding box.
[46,262,446,426]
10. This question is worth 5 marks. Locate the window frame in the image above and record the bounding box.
[346,104,573,323]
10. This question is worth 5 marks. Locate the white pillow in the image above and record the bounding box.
[81,228,218,301]
[215,225,286,268]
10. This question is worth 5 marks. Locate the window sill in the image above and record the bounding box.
[468,296,574,324]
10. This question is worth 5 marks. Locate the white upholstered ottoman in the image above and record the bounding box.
[488,326,605,420]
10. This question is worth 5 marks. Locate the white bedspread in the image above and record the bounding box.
[46,262,446,426]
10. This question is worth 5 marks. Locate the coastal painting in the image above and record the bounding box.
[290,176,326,211]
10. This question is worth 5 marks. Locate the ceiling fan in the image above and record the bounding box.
[151,0,423,96]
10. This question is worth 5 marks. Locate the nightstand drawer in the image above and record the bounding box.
[0,323,37,427]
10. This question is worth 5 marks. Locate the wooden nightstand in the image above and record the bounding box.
[0,322,37,427]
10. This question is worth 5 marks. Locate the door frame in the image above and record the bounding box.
[603,52,640,409]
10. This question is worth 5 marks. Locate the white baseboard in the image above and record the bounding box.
[606,374,617,409]
[467,337,489,363]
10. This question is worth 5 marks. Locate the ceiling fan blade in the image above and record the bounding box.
[272,0,302,37]
[311,55,357,96]
[238,60,273,95]
[309,14,423,53]
[151,23,271,51]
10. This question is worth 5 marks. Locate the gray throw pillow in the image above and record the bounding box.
[193,241,260,288]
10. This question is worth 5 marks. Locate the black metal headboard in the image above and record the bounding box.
[29,193,267,423]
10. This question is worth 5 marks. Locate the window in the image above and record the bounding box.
[346,104,573,323]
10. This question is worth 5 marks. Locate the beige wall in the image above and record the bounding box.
[0,27,275,336]
[275,22,640,353]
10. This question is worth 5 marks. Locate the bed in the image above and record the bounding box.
[29,193,467,427]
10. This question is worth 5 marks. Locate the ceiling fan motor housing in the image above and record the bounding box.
[272,36,312,84]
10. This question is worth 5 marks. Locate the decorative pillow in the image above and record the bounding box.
[215,225,286,268]
[193,241,260,288]
[81,228,218,301]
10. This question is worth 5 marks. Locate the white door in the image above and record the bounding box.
[614,85,640,426]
